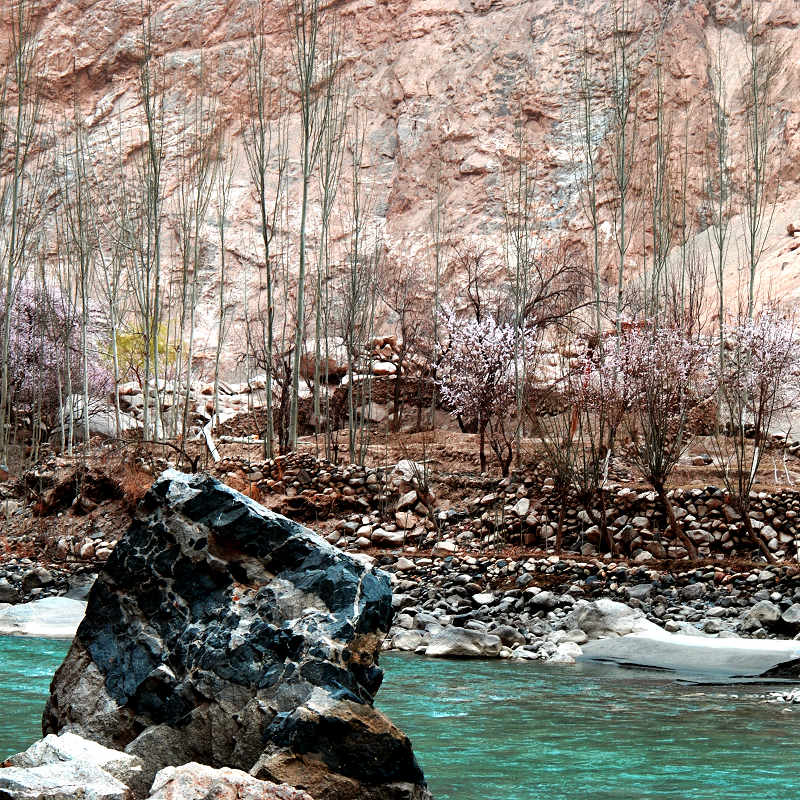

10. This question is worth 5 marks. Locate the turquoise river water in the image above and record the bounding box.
[1,639,799,800]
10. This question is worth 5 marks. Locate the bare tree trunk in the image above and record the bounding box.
[555,501,565,554]
[577,7,603,336]
[214,136,235,426]
[60,103,97,456]
[609,0,639,335]
[740,502,776,564]
[595,494,615,555]
[706,31,731,385]
[0,0,45,466]
[503,123,535,467]
[741,2,779,319]
[174,70,217,450]
[478,419,487,473]
[288,0,339,450]
[125,5,166,445]
[244,8,289,458]
[313,32,346,449]
[429,161,447,432]
[655,482,697,560]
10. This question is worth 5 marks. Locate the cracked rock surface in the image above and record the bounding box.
[43,469,430,800]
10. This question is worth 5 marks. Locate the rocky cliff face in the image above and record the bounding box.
[6,1,800,355]
[44,470,431,800]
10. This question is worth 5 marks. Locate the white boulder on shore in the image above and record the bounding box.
[1,733,315,800]
[564,598,663,639]
[425,626,502,658]
[4,732,145,792]
[0,759,130,800]
[0,596,86,638]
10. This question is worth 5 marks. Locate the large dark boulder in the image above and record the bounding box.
[44,470,430,800]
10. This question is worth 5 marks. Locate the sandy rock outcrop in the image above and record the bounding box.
[146,763,314,800]
[43,470,431,800]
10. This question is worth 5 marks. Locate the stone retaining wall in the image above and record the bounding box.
[212,453,800,563]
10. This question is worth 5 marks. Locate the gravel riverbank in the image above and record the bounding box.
[377,551,800,663]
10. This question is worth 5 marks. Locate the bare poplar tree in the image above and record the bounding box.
[503,123,536,463]
[287,0,340,449]
[338,107,380,465]
[705,31,732,369]
[428,156,448,430]
[312,26,347,449]
[608,0,640,333]
[243,4,289,458]
[213,133,236,425]
[641,39,679,327]
[53,202,80,455]
[576,6,604,335]
[95,125,132,438]
[124,4,167,442]
[740,1,780,318]
[171,67,218,445]
[59,105,97,449]
[0,0,47,466]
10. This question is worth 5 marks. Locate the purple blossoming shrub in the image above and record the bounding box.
[0,280,111,436]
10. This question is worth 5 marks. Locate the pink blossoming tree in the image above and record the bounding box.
[437,308,526,475]
[583,324,712,559]
[0,280,110,447]
[710,308,800,561]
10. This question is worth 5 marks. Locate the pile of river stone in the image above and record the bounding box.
[378,552,800,662]
[0,562,71,605]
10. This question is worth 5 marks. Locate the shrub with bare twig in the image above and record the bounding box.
[709,308,800,560]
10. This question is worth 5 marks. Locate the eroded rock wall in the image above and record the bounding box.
[3,0,799,362]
